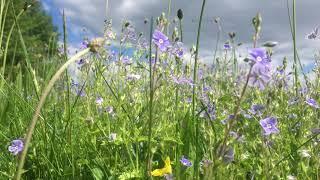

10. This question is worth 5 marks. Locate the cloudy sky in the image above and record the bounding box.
[42,0,320,71]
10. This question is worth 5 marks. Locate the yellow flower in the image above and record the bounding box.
[151,156,172,176]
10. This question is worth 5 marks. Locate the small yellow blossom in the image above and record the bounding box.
[151,156,172,176]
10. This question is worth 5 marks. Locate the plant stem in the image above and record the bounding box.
[14,48,90,180]
[192,0,207,178]
[292,0,299,95]
[147,17,154,177]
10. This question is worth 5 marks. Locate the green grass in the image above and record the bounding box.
[1,0,320,179]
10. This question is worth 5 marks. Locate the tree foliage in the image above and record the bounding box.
[1,0,57,66]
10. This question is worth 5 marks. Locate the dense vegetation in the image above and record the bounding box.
[0,0,319,179]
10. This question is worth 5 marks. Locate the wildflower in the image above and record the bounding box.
[299,150,311,158]
[8,139,24,155]
[172,42,185,58]
[223,147,235,164]
[305,98,319,108]
[171,76,194,86]
[306,27,319,40]
[95,97,104,106]
[151,156,172,177]
[248,104,264,116]
[248,63,271,90]
[120,56,132,65]
[223,43,231,50]
[152,30,170,52]
[260,117,280,135]
[221,114,234,125]
[248,48,271,65]
[106,106,113,114]
[126,74,141,81]
[287,175,297,180]
[80,40,89,49]
[180,156,192,167]
[299,87,308,95]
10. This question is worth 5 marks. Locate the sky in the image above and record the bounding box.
[41,0,320,72]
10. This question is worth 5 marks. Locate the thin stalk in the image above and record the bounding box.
[292,0,299,95]
[286,0,309,88]
[179,19,183,42]
[192,0,207,178]
[11,2,40,99]
[14,48,90,180]
[166,0,172,35]
[147,17,154,176]
[218,66,253,157]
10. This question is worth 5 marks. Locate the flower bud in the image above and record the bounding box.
[263,41,278,48]
[177,9,184,20]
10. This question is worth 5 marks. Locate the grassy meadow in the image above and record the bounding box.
[0,0,320,179]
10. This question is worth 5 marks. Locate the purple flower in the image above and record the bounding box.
[180,156,192,167]
[248,63,271,90]
[223,147,235,164]
[172,42,185,58]
[95,97,104,106]
[120,56,132,65]
[305,98,319,108]
[248,104,264,116]
[221,114,234,125]
[8,139,24,155]
[152,30,170,52]
[248,48,270,65]
[260,117,280,135]
[299,87,308,95]
[80,40,89,49]
[223,43,231,50]
[171,76,194,86]
[306,27,319,40]
[106,106,114,114]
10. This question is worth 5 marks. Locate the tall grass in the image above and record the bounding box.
[1,1,320,179]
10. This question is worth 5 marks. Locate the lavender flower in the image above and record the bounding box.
[172,42,185,58]
[248,48,271,65]
[306,27,319,40]
[152,30,170,52]
[248,63,271,90]
[223,43,231,50]
[171,76,194,86]
[223,147,235,164]
[305,98,319,108]
[95,97,104,106]
[180,156,192,167]
[260,117,280,135]
[8,139,24,155]
[120,56,132,65]
[106,106,114,114]
[248,104,264,116]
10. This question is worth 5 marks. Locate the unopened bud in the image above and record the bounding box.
[177,9,184,20]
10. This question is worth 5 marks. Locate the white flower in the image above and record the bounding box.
[299,149,311,158]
